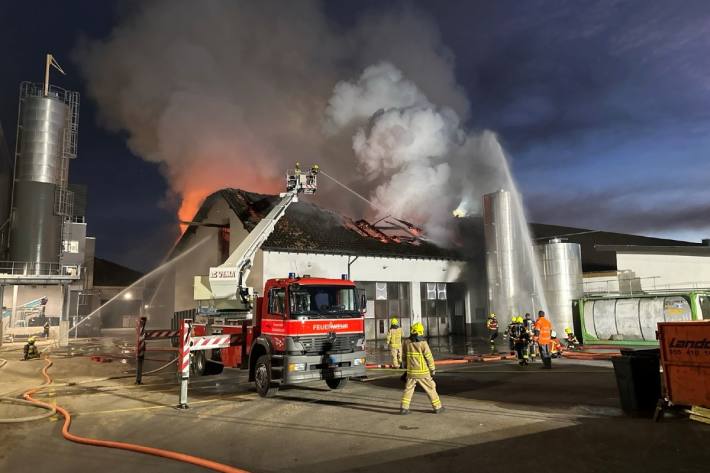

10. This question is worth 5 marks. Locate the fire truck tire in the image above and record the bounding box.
[191,351,206,377]
[325,377,349,390]
[255,355,279,397]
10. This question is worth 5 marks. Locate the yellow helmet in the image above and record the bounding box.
[390,317,399,326]
[28,336,37,343]
[511,315,516,322]
[489,313,496,319]
[564,327,573,334]
[411,322,424,336]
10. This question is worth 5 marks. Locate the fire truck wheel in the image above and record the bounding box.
[325,377,349,390]
[255,355,279,397]
[192,351,206,377]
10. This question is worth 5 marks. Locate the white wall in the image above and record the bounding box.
[261,251,466,324]
[616,252,710,291]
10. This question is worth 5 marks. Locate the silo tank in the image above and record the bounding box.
[15,95,68,184]
[538,239,583,334]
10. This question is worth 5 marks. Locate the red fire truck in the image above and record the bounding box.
[189,276,366,397]
[182,165,366,397]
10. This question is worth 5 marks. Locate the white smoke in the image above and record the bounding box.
[325,63,510,243]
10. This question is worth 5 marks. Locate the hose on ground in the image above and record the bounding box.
[0,396,57,422]
[22,356,251,473]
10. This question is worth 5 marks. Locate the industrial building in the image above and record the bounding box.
[151,187,710,344]
[157,189,474,341]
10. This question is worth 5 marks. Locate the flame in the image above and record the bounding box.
[174,158,282,235]
[178,188,213,233]
[452,207,466,218]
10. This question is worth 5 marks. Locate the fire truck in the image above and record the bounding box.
[184,165,367,397]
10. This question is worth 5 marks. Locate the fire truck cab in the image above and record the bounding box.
[248,276,366,396]
[190,276,366,397]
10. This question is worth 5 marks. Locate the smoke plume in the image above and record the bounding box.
[324,62,512,242]
[76,0,512,244]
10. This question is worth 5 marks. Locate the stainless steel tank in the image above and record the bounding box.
[9,90,70,265]
[9,181,62,263]
[484,190,538,320]
[15,95,68,184]
[538,239,583,334]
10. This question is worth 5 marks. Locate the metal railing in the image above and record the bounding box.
[0,261,81,277]
[583,275,710,297]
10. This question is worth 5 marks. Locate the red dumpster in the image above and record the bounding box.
[657,321,710,408]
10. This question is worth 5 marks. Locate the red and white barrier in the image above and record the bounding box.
[189,334,235,351]
[177,321,192,409]
[144,329,180,340]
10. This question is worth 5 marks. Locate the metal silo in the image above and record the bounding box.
[538,239,583,334]
[484,189,543,321]
[9,80,79,267]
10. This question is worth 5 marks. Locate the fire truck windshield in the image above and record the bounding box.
[289,285,359,318]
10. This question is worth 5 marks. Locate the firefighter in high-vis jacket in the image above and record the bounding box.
[400,322,443,415]
[486,313,499,353]
[386,317,403,368]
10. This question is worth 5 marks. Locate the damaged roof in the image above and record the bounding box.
[178,189,463,260]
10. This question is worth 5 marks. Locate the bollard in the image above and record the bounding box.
[177,321,192,409]
[135,317,147,385]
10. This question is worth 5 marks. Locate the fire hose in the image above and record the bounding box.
[4,355,251,473]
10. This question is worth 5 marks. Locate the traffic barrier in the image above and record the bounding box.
[176,321,244,408]
[135,316,185,385]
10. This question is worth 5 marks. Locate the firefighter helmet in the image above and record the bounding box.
[489,313,496,319]
[28,336,37,344]
[390,317,399,326]
[551,330,557,338]
[411,322,424,336]
[565,327,573,334]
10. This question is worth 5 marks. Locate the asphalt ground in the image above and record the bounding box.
[0,340,707,473]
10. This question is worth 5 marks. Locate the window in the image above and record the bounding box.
[437,283,447,300]
[63,240,79,253]
[375,282,388,300]
[699,295,710,320]
[426,283,437,300]
[289,285,358,317]
[269,288,285,315]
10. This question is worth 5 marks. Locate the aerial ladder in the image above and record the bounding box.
[193,164,319,316]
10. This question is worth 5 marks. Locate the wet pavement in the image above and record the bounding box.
[1,334,705,473]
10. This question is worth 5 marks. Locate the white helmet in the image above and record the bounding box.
[551,330,557,338]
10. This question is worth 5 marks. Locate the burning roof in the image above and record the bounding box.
[176,189,462,260]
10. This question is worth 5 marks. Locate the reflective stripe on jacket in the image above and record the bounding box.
[386,327,402,348]
[403,338,435,378]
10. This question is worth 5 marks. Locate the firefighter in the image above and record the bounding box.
[400,322,443,415]
[23,336,40,361]
[534,310,553,369]
[550,331,563,358]
[43,320,50,338]
[564,327,580,350]
[486,313,499,353]
[523,313,536,361]
[503,316,517,354]
[512,316,531,365]
[386,317,403,368]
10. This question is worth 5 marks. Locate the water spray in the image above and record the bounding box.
[70,236,213,335]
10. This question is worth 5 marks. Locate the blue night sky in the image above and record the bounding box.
[1,1,709,271]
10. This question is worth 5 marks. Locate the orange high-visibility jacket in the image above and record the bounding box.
[534,317,552,346]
